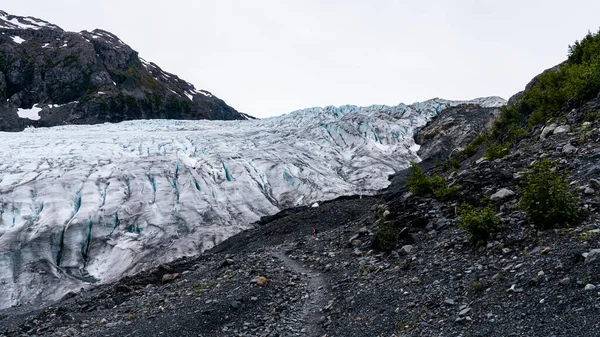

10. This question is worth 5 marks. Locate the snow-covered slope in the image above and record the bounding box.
[0,97,505,309]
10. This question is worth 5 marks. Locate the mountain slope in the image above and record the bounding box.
[0,10,246,131]
[0,97,504,310]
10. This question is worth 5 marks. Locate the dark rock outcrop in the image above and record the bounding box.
[385,103,502,196]
[0,11,247,131]
[415,103,501,162]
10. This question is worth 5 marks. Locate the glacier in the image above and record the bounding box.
[0,97,505,309]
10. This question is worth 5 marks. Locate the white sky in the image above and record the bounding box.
[4,1,600,118]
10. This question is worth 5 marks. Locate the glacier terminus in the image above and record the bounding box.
[0,97,505,309]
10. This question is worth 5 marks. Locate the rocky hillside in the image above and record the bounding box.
[2,27,600,337]
[0,11,246,131]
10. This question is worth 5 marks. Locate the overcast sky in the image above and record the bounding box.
[4,1,600,118]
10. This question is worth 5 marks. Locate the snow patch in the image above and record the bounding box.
[0,12,58,30]
[11,36,25,44]
[195,89,213,97]
[184,91,194,101]
[16,104,42,120]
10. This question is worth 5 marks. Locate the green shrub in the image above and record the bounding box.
[442,157,461,172]
[507,124,527,142]
[519,159,580,228]
[585,110,599,122]
[406,162,431,196]
[373,209,398,251]
[460,133,489,158]
[458,204,503,244]
[430,174,461,201]
[406,163,461,200]
[484,142,510,161]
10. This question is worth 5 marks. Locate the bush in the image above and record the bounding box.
[406,163,461,200]
[585,110,599,122]
[460,133,488,158]
[406,162,431,196]
[458,204,503,244]
[373,209,398,251]
[519,159,580,228]
[430,174,461,201]
[507,124,527,142]
[522,29,600,128]
[484,142,510,161]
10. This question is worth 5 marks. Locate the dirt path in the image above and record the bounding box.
[273,245,330,337]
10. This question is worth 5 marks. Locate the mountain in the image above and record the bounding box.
[0,10,246,131]
[0,96,505,310]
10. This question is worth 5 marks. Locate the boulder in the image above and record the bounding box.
[540,123,557,140]
[490,188,515,202]
[553,125,571,135]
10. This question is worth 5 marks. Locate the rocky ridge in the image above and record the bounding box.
[0,10,246,131]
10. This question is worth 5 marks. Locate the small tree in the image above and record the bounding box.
[458,204,503,245]
[406,162,431,196]
[519,159,580,228]
[373,209,398,251]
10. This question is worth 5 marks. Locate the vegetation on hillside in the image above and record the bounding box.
[519,159,580,229]
[455,29,600,161]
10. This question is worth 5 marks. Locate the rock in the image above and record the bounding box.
[161,273,181,283]
[350,239,362,247]
[311,203,319,208]
[490,188,515,201]
[348,234,360,246]
[256,276,268,286]
[540,123,557,139]
[230,300,241,309]
[502,248,512,254]
[399,245,413,256]
[559,277,571,286]
[458,308,471,316]
[114,285,134,293]
[584,187,595,195]
[562,144,577,154]
[476,158,487,165]
[553,125,571,135]
[383,210,391,218]
[584,249,600,264]
[444,298,455,306]
[358,227,369,234]
[585,284,597,291]
[591,178,600,189]
[507,284,523,293]
[222,259,235,266]
[99,318,107,324]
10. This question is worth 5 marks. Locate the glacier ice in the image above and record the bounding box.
[0,97,505,309]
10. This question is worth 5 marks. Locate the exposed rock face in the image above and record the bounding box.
[384,101,505,197]
[0,11,246,131]
[415,103,504,163]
